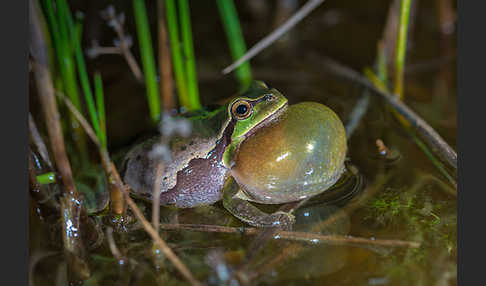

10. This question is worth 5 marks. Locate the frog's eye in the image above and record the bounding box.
[231,100,252,120]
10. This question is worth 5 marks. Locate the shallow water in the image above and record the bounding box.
[30,0,456,285]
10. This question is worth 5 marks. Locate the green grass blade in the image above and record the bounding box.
[57,0,100,136]
[216,0,253,90]
[393,0,412,99]
[37,172,57,185]
[44,0,81,110]
[178,0,201,110]
[133,0,161,122]
[165,0,190,109]
[44,0,89,164]
[94,72,107,149]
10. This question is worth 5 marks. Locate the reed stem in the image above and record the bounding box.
[178,0,201,109]
[216,0,253,90]
[57,0,101,138]
[165,0,190,109]
[133,0,161,122]
[94,72,107,149]
[393,0,412,99]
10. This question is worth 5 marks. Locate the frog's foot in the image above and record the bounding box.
[222,177,296,230]
[255,211,295,230]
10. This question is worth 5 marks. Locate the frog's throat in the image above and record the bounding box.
[221,101,288,169]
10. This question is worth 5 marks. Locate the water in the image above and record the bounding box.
[30,0,456,285]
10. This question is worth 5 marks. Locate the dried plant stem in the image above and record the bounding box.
[157,0,176,111]
[345,90,370,139]
[125,194,202,286]
[30,1,93,278]
[223,0,326,74]
[61,95,125,216]
[106,227,123,261]
[29,113,53,169]
[321,57,457,170]
[61,94,198,286]
[158,223,419,248]
[31,1,80,200]
[97,7,143,82]
[112,30,143,83]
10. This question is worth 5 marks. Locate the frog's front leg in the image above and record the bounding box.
[222,177,295,228]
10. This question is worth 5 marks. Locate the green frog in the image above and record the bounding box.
[122,81,347,228]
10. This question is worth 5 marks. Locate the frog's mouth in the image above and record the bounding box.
[243,101,288,139]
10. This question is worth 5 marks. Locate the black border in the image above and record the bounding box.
[458,0,483,285]
[1,0,28,284]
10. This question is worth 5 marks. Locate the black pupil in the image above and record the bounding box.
[236,104,248,115]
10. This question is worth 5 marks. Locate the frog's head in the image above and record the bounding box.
[222,81,288,167]
[228,81,288,141]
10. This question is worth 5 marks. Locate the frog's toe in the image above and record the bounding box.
[263,211,295,230]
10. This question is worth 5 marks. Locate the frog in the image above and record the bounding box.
[122,81,347,228]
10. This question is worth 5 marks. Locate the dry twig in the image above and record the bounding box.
[61,95,200,286]
[157,0,176,111]
[321,57,457,170]
[158,223,420,248]
[30,0,93,279]
[60,95,125,216]
[106,227,123,262]
[124,194,202,286]
[223,0,326,74]
[88,6,143,82]
[29,113,53,169]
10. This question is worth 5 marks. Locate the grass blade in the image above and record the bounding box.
[94,72,107,149]
[216,0,253,90]
[165,0,190,109]
[178,0,201,110]
[393,0,412,98]
[44,0,88,162]
[57,0,101,137]
[37,172,57,185]
[133,0,161,122]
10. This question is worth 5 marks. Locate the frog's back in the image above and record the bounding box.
[122,106,231,205]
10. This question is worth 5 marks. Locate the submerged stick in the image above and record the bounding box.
[222,0,326,74]
[125,194,202,286]
[158,223,419,248]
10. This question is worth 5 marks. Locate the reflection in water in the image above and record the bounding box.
[277,204,351,279]
[264,164,365,280]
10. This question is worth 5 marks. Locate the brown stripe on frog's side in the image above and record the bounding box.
[158,120,236,208]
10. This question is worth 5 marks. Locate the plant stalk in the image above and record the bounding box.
[133,0,161,122]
